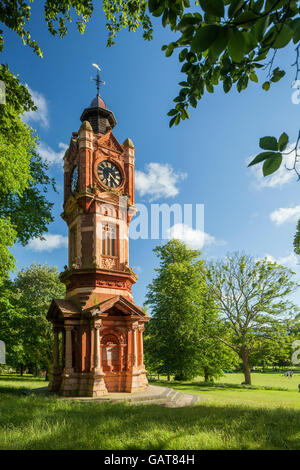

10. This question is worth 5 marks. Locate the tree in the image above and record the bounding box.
[0,65,55,283]
[0,263,65,377]
[145,239,237,381]
[294,218,300,255]
[0,1,151,57]
[14,263,66,376]
[208,252,299,384]
[0,280,27,373]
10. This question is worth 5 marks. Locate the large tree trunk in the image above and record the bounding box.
[204,367,210,382]
[241,346,251,385]
[20,364,24,377]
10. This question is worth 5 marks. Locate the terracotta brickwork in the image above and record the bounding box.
[47,95,149,396]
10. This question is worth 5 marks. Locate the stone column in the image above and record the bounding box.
[119,344,122,371]
[65,325,73,373]
[126,328,131,370]
[62,329,65,368]
[53,328,59,369]
[93,324,102,374]
[139,326,144,367]
[132,325,138,368]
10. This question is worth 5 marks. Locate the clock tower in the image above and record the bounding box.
[47,73,149,397]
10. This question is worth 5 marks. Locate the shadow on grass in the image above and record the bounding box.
[0,387,300,450]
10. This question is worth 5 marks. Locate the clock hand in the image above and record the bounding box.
[109,173,118,184]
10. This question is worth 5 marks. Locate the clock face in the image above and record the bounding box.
[97,160,122,188]
[71,166,78,193]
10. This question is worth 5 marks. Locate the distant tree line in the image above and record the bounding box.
[0,248,298,385]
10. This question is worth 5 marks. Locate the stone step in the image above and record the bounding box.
[166,393,200,408]
[128,398,173,406]
[45,384,201,408]
[127,389,200,408]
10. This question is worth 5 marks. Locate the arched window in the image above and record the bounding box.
[102,224,118,256]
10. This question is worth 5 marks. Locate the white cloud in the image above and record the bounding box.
[264,252,298,268]
[248,143,297,189]
[38,141,68,166]
[23,87,49,128]
[135,163,187,201]
[167,223,225,249]
[27,234,68,252]
[270,205,300,225]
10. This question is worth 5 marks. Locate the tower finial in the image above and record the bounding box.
[92,63,105,96]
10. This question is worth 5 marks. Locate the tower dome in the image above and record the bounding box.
[80,94,116,134]
[90,94,107,109]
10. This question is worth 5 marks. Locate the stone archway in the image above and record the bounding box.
[101,333,120,372]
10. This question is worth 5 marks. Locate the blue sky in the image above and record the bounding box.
[3,4,300,307]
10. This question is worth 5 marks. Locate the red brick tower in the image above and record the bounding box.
[47,80,149,396]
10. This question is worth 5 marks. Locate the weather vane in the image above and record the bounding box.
[91,63,105,95]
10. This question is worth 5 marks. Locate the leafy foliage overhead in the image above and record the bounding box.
[0,0,94,57]
[2,1,300,180]
[153,1,299,128]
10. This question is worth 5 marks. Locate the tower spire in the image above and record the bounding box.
[92,63,105,96]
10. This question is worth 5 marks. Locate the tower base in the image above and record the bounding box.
[48,370,148,397]
[47,295,150,397]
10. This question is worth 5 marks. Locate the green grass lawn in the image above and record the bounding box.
[214,371,300,390]
[1,373,300,450]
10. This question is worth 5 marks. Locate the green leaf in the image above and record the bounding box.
[228,0,243,18]
[262,81,270,91]
[175,114,181,125]
[199,0,224,17]
[169,116,177,127]
[248,151,278,167]
[291,18,300,43]
[206,81,214,93]
[148,0,160,12]
[223,76,232,93]
[250,71,258,82]
[167,109,177,117]
[235,11,258,27]
[243,31,258,52]
[190,96,197,108]
[293,24,300,44]
[263,154,282,176]
[270,67,285,83]
[272,25,293,49]
[179,48,188,62]
[151,3,165,17]
[210,27,229,58]
[278,132,289,151]
[165,44,174,57]
[228,30,246,62]
[162,9,169,27]
[191,25,220,52]
[259,136,278,151]
[254,15,270,41]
